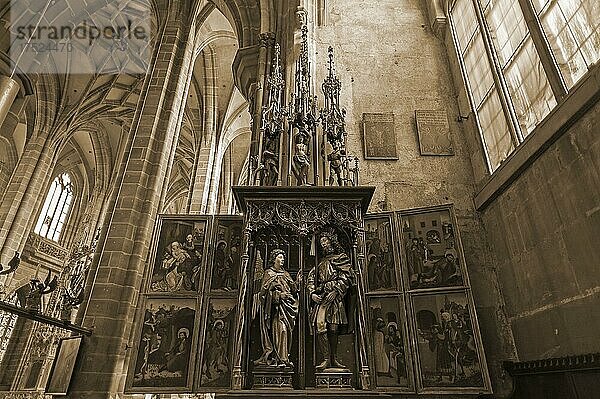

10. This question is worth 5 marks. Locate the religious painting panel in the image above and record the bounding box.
[364,214,399,292]
[398,208,465,290]
[368,296,412,389]
[148,216,209,293]
[198,298,237,388]
[410,291,490,392]
[209,217,243,292]
[129,297,197,391]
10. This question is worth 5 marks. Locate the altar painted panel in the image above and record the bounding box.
[364,215,399,292]
[411,291,487,390]
[128,297,198,391]
[368,296,411,388]
[209,217,244,292]
[198,298,236,388]
[148,217,209,293]
[398,208,465,290]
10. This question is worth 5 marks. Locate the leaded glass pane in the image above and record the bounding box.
[477,90,514,170]
[452,0,479,51]
[34,173,74,241]
[482,0,529,67]
[504,38,557,135]
[534,0,600,87]
[462,32,495,106]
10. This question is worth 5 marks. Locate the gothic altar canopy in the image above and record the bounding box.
[127,24,491,396]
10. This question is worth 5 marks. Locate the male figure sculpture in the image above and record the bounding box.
[307,230,356,371]
[292,133,310,186]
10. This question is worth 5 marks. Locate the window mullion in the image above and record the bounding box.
[517,0,568,100]
[48,185,67,238]
[472,0,524,144]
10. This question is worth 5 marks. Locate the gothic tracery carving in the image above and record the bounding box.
[246,200,361,236]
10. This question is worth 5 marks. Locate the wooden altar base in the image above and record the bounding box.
[252,365,294,388]
[315,370,353,389]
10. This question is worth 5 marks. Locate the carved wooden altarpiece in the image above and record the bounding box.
[125,22,491,397]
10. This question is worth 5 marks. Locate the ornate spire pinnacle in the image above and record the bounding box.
[253,24,358,187]
[256,43,286,186]
[321,46,358,186]
[289,22,319,187]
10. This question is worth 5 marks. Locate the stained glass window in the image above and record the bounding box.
[34,173,73,241]
[483,0,556,136]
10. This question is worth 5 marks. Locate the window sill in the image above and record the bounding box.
[474,63,600,211]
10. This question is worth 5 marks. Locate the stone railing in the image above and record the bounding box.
[24,233,69,264]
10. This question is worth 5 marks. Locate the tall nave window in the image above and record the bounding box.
[34,173,74,241]
[449,0,600,172]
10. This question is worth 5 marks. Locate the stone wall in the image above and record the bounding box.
[480,98,600,361]
[314,0,516,395]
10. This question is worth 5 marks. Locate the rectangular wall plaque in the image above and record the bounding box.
[415,110,454,156]
[363,113,398,160]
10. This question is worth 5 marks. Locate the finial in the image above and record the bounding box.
[327,46,335,77]
[272,43,282,75]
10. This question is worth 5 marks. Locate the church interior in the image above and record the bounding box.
[0,0,598,398]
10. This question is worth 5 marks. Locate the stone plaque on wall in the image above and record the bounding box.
[362,113,398,160]
[415,110,454,156]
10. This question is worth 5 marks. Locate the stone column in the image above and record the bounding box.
[189,48,218,213]
[0,76,20,129]
[67,12,198,399]
[0,133,57,289]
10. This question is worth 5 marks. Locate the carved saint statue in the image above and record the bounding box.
[292,132,310,186]
[307,230,356,371]
[262,149,279,186]
[327,147,345,186]
[254,249,300,367]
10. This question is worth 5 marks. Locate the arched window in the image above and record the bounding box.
[448,0,599,172]
[34,173,74,241]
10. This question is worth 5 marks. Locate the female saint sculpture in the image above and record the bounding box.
[254,249,300,367]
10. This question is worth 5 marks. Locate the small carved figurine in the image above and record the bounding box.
[0,251,21,275]
[60,290,84,323]
[19,272,58,312]
[327,147,345,186]
[292,133,310,186]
